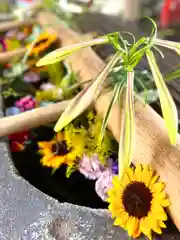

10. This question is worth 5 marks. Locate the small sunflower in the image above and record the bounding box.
[38,132,84,169]
[107,165,170,240]
[26,32,57,57]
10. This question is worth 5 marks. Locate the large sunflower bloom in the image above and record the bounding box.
[107,165,170,240]
[26,32,57,57]
[38,132,84,169]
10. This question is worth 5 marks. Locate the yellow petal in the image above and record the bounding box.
[135,164,142,181]
[151,182,165,193]
[112,176,123,189]
[151,204,168,221]
[113,212,129,227]
[121,173,130,187]
[142,165,153,187]
[148,213,162,234]
[149,175,159,188]
[41,155,53,167]
[126,167,135,181]
[140,217,152,240]
[38,141,53,150]
[38,149,45,155]
[126,217,139,238]
[51,156,65,168]
[159,220,167,229]
[161,198,170,207]
[154,191,166,200]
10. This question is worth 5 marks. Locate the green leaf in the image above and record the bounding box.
[54,51,122,132]
[146,50,178,145]
[118,71,135,180]
[52,168,58,175]
[47,62,66,86]
[154,39,180,56]
[165,69,180,81]
[99,83,124,144]
[66,164,76,178]
[36,37,109,66]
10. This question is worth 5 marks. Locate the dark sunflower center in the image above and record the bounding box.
[51,141,69,156]
[34,38,49,47]
[122,181,152,219]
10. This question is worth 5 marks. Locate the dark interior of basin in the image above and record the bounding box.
[10,124,108,209]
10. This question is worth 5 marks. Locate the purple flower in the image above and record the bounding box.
[5,30,17,39]
[23,72,40,83]
[95,169,114,202]
[6,107,21,116]
[78,154,106,180]
[112,160,118,174]
[106,157,118,175]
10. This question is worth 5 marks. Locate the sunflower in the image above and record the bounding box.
[38,132,84,169]
[107,165,170,240]
[26,32,57,57]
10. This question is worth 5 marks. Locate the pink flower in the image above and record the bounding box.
[95,169,114,202]
[15,95,36,112]
[78,154,106,180]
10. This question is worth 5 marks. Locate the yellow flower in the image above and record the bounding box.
[26,32,57,57]
[107,165,170,240]
[38,132,84,169]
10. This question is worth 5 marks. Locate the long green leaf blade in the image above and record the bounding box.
[146,50,178,145]
[99,83,123,144]
[118,71,135,180]
[54,51,121,132]
[154,39,180,56]
[36,37,109,66]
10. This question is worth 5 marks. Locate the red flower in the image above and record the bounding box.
[8,131,30,152]
[8,131,29,142]
[10,141,25,152]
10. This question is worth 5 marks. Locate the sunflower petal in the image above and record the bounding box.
[126,167,135,181]
[126,217,139,238]
[140,218,152,240]
[148,213,162,234]
[118,71,135,180]
[36,37,109,66]
[159,221,167,229]
[151,182,165,193]
[160,198,170,207]
[38,141,53,150]
[113,212,129,227]
[142,165,153,187]
[54,52,121,132]
[135,164,142,181]
[146,50,178,145]
[151,202,168,221]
